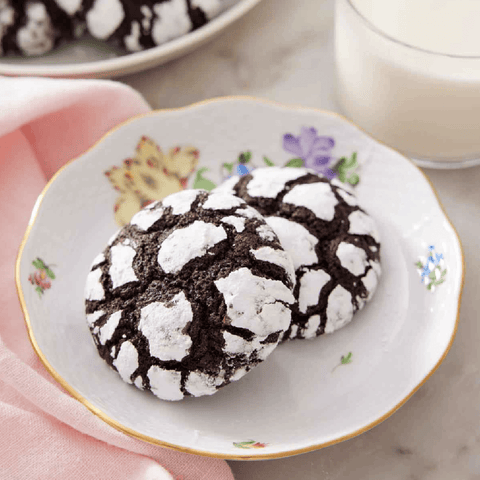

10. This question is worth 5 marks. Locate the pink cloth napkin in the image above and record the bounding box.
[0,76,234,480]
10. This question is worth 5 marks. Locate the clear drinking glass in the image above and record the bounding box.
[335,0,480,169]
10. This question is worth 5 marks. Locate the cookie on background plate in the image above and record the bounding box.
[84,189,295,401]
[0,0,83,56]
[84,0,225,53]
[215,167,381,341]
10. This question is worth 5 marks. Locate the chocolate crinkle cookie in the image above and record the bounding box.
[215,167,382,341]
[0,0,227,56]
[0,0,82,56]
[84,0,225,53]
[84,189,295,401]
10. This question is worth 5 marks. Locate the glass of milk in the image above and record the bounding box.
[335,0,480,168]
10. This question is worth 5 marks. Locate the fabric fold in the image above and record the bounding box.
[0,76,234,480]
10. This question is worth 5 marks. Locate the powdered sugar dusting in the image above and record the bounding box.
[138,292,193,361]
[162,189,199,215]
[214,175,239,195]
[130,206,164,231]
[214,267,293,336]
[86,0,124,39]
[336,242,368,276]
[0,3,14,55]
[298,269,331,314]
[221,215,246,232]
[337,188,358,206]
[325,285,354,333]
[250,246,296,286]
[152,0,191,45]
[191,0,222,19]
[147,366,183,401]
[55,0,82,15]
[362,268,379,300]
[17,2,54,56]
[158,221,227,273]
[86,309,105,327]
[237,206,264,220]
[202,192,244,210]
[85,268,104,301]
[99,310,122,345]
[303,315,321,339]
[256,224,276,241]
[348,210,380,242]
[247,167,308,198]
[109,243,138,288]
[124,21,142,52]
[185,370,224,397]
[112,341,138,384]
[283,182,338,221]
[266,216,318,270]
[90,252,105,268]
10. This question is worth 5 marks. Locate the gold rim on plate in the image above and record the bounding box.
[15,96,465,460]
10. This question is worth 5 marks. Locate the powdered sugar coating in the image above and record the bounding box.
[17,2,55,56]
[298,269,331,314]
[85,190,294,400]
[0,2,15,55]
[86,0,124,39]
[162,188,199,215]
[265,216,318,270]
[147,366,183,401]
[337,188,358,207]
[247,167,309,198]
[256,224,276,241]
[85,268,104,301]
[325,285,354,334]
[191,0,222,19]
[348,210,380,242]
[109,243,138,288]
[54,0,82,15]
[138,292,193,361]
[86,309,105,327]
[221,215,246,232]
[130,206,164,231]
[90,252,105,268]
[203,191,244,210]
[302,315,321,339]
[250,246,296,286]
[113,341,138,384]
[362,268,379,300]
[99,310,122,345]
[214,267,294,336]
[336,242,369,276]
[124,21,142,52]
[158,220,227,273]
[214,175,238,195]
[1,0,231,58]
[283,182,338,221]
[185,370,224,397]
[152,0,191,46]
[215,167,381,339]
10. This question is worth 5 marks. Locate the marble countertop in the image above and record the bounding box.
[118,0,479,478]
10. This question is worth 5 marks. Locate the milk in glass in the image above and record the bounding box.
[335,0,480,164]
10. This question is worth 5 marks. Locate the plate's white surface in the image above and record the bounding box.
[0,0,260,78]
[17,98,463,459]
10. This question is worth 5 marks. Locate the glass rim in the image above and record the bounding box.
[344,0,480,59]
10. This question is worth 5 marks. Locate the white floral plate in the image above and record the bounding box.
[0,0,260,78]
[16,97,464,459]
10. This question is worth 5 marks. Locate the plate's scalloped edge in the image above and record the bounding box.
[14,96,465,460]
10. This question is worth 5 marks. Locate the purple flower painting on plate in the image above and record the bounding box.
[283,127,336,178]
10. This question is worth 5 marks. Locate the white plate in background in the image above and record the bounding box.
[0,0,261,78]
